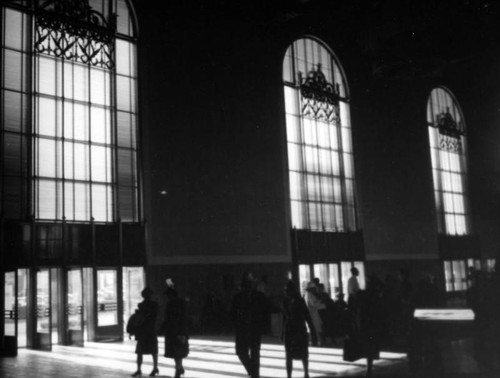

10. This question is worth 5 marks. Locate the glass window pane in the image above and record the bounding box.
[308,202,321,230]
[304,146,318,172]
[4,50,24,91]
[64,143,74,180]
[284,86,299,116]
[74,183,90,221]
[317,121,330,148]
[290,200,304,229]
[97,270,118,325]
[341,126,352,152]
[4,8,24,50]
[283,50,293,83]
[343,153,354,178]
[73,144,90,181]
[3,90,27,132]
[92,184,111,222]
[64,182,75,220]
[90,67,106,105]
[339,102,350,127]
[117,0,132,36]
[318,148,332,174]
[116,75,131,111]
[320,176,333,202]
[345,179,355,205]
[289,171,302,201]
[38,56,57,95]
[37,139,56,177]
[37,179,61,220]
[90,106,109,143]
[73,64,89,102]
[286,114,301,143]
[287,143,301,172]
[38,98,56,136]
[91,146,111,182]
[335,205,344,230]
[3,133,22,175]
[115,39,130,76]
[322,204,334,231]
[117,111,132,147]
[63,61,74,96]
[73,103,89,141]
[303,119,317,145]
[306,174,320,201]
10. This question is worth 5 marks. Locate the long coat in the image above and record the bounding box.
[282,296,315,360]
[135,298,159,355]
[164,296,188,359]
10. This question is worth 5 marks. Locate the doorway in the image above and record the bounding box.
[123,267,145,336]
[93,268,122,342]
[66,268,84,346]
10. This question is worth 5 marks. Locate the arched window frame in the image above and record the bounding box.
[427,86,470,235]
[283,37,358,232]
[0,0,140,223]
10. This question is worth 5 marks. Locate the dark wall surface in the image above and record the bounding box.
[133,0,500,264]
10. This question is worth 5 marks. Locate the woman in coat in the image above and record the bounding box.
[282,280,317,378]
[163,284,189,378]
[132,287,159,377]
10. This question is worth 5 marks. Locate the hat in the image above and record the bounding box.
[306,281,316,291]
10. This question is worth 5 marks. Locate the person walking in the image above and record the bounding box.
[132,287,159,377]
[163,280,189,378]
[304,281,325,346]
[231,272,269,378]
[282,280,317,378]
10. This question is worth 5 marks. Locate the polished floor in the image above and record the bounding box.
[0,335,409,378]
[0,335,489,378]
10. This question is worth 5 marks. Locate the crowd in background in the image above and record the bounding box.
[130,264,500,377]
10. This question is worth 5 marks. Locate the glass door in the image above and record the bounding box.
[123,267,144,337]
[2,271,17,356]
[66,268,84,346]
[95,269,121,341]
[35,269,51,350]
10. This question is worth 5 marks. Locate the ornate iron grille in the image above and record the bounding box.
[439,134,462,153]
[34,0,116,68]
[299,64,340,123]
[436,110,463,153]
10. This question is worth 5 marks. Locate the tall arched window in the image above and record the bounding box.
[283,38,357,232]
[1,0,140,223]
[427,87,470,235]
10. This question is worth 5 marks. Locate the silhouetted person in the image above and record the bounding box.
[231,272,269,378]
[345,275,387,378]
[282,280,317,378]
[304,281,324,345]
[163,280,189,378]
[132,287,159,377]
[347,267,360,307]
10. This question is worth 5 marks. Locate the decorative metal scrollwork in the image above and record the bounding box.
[435,108,463,153]
[299,64,340,123]
[439,134,462,153]
[34,0,116,69]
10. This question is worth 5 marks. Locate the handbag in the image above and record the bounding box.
[126,310,146,335]
[343,335,365,362]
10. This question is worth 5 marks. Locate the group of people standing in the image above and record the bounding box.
[130,280,188,378]
[131,268,410,378]
[230,272,317,378]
